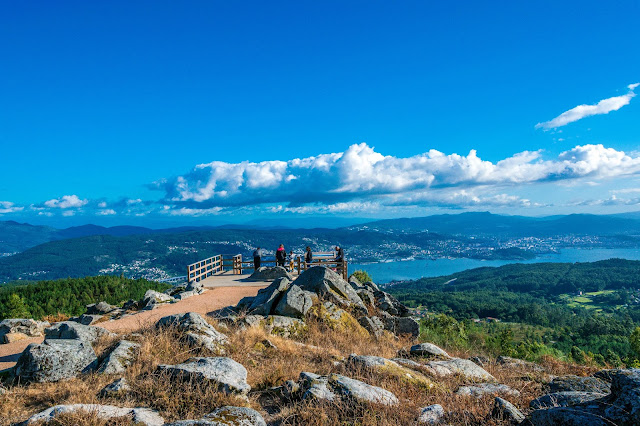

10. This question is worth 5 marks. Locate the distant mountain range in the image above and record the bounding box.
[3,211,640,254]
[355,212,640,237]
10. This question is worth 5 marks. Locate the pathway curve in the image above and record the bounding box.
[0,283,267,371]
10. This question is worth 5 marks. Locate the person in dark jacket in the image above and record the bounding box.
[305,246,313,267]
[335,246,344,262]
[276,244,286,267]
[253,247,264,269]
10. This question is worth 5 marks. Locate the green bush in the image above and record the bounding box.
[350,270,373,284]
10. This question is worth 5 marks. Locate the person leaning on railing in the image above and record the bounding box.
[276,244,287,267]
[305,246,313,268]
[253,247,264,270]
[335,245,345,274]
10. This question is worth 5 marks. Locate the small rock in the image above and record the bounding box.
[330,374,399,406]
[98,377,130,397]
[492,397,525,423]
[156,312,228,353]
[157,357,250,395]
[426,358,496,382]
[410,343,450,358]
[86,301,118,315]
[417,404,445,424]
[20,404,163,425]
[142,290,174,310]
[456,383,520,398]
[497,355,545,372]
[469,355,490,367]
[71,314,104,325]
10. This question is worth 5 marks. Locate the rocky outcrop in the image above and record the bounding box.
[0,318,50,343]
[348,354,434,389]
[19,404,163,425]
[273,284,314,318]
[247,266,293,282]
[526,368,640,425]
[86,301,118,315]
[166,406,267,426]
[70,314,104,325]
[547,375,611,394]
[293,267,367,313]
[97,340,140,374]
[530,391,606,409]
[357,316,384,338]
[156,312,228,353]
[382,315,420,338]
[13,339,98,383]
[246,277,291,315]
[157,357,251,395]
[45,321,113,343]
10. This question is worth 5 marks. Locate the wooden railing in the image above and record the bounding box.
[187,255,223,283]
[188,252,348,281]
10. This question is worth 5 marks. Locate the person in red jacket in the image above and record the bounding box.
[276,244,287,267]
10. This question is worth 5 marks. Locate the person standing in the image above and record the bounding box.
[276,244,287,267]
[305,246,313,268]
[335,246,344,262]
[253,247,263,270]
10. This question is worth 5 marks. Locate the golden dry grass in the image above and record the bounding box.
[1,313,598,426]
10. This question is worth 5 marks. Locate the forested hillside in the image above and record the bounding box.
[388,259,640,365]
[0,276,169,320]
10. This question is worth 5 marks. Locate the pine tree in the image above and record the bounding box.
[5,293,31,319]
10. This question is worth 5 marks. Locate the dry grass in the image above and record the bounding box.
[1,312,595,426]
[40,313,70,324]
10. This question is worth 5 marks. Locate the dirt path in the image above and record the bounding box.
[0,285,265,371]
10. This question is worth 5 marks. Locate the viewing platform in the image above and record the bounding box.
[187,252,348,285]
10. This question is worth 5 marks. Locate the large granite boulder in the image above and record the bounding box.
[19,404,163,425]
[382,316,420,338]
[142,290,174,310]
[165,406,267,426]
[0,318,50,343]
[13,339,98,383]
[247,277,291,315]
[273,285,314,318]
[530,391,606,409]
[348,354,434,389]
[97,340,140,374]
[492,397,525,423]
[296,371,398,406]
[456,383,520,398]
[293,266,366,311]
[157,357,250,395]
[374,291,410,317]
[45,321,113,343]
[547,375,611,394]
[246,266,293,282]
[358,316,384,338]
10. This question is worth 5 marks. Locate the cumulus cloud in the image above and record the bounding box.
[154,143,640,210]
[97,209,117,216]
[0,201,23,214]
[536,83,638,129]
[43,195,88,209]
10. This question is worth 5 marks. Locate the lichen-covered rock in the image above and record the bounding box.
[410,343,450,359]
[548,375,611,394]
[293,266,366,312]
[492,397,525,423]
[417,404,445,424]
[20,404,163,425]
[358,316,384,338]
[165,406,266,426]
[98,377,130,397]
[0,318,50,343]
[374,291,409,316]
[426,358,496,382]
[157,357,250,395]
[273,284,314,318]
[45,321,113,343]
[13,339,98,383]
[348,354,434,389]
[456,383,520,398]
[97,340,140,374]
[3,332,29,343]
[246,266,293,282]
[264,315,307,338]
[530,391,606,409]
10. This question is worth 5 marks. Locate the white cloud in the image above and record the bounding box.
[536,83,638,129]
[0,201,23,214]
[97,209,117,216]
[44,194,88,209]
[155,143,640,211]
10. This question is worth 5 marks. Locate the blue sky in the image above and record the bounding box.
[1,1,639,227]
